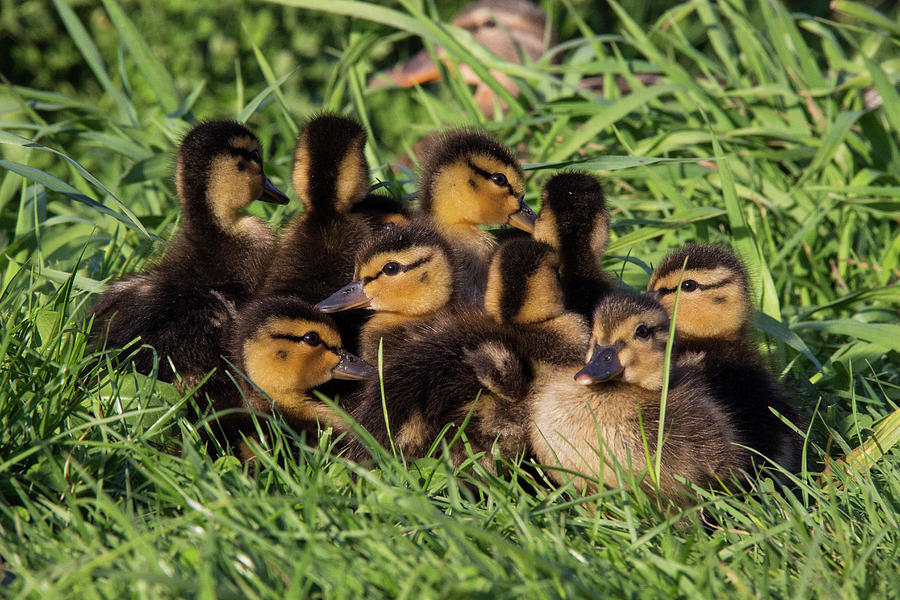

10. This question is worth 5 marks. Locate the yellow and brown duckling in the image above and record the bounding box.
[350,191,411,230]
[417,129,535,302]
[233,295,377,441]
[261,114,373,351]
[527,292,747,505]
[346,238,587,470]
[89,120,289,399]
[315,221,465,364]
[533,172,616,321]
[647,244,802,472]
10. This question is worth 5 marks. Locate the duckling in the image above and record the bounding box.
[233,295,377,441]
[646,244,802,472]
[315,221,465,364]
[260,114,373,351]
[417,129,535,302]
[89,120,289,400]
[533,172,616,321]
[346,238,587,470]
[528,293,748,504]
[379,0,557,115]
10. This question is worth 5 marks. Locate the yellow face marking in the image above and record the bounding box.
[429,153,524,227]
[205,139,266,232]
[291,142,312,210]
[334,138,369,213]
[242,318,343,415]
[515,255,564,324]
[648,266,747,341]
[357,246,453,316]
[533,206,560,250]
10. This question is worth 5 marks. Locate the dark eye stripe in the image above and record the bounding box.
[656,277,732,297]
[362,253,434,284]
[467,160,516,197]
[271,333,304,343]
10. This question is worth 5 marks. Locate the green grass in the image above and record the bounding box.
[2,0,900,597]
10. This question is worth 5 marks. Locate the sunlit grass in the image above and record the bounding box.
[1,0,899,596]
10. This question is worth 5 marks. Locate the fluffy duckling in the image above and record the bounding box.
[90,120,289,396]
[260,114,372,350]
[315,221,465,364]
[528,293,747,504]
[533,172,616,320]
[381,0,556,115]
[647,244,802,472]
[234,295,377,440]
[417,130,535,302]
[346,238,587,470]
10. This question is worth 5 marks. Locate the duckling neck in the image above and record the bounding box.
[267,389,344,432]
[361,311,435,363]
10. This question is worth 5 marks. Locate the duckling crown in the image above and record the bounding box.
[418,129,523,214]
[647,244,752,341]
[485,238,562,324]
[175,120,264,221]
[355,221,453,270]
[292,114,369,214]
[536,171,609,262]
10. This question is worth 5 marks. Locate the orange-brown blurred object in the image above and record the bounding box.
[376,0,558,116]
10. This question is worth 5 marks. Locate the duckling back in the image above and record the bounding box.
[533,172,616,321]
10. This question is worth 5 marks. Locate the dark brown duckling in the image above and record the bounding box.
[89,120,289,403]
[260,114,373,352]
[315,221,465,365]
[532,172,616,321]
[528,293,748,505]
[647,244,802,472]
[346,238,586,471]
[416,129,535,303]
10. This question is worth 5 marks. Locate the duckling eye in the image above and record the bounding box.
[382,261,401,276]
[681,280,698,292]
[634,324,651,340]
[490,172,508,187]
[302,331,321,346]
[249,149,261,164]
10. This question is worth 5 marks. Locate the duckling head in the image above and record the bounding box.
[176,120,289,233]
[237,296,377,419]
[315,222,457,318]
[418,130,534,233]
[484,238,563,324]
[534,172,609,261]
[646,244,751,342]
[575,293,670,391]
[291,114,370,215]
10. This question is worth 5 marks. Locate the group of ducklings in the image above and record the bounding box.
[90,114,802,506]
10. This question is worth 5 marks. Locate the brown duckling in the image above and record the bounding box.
[260,114,373,351]
[90,120,289,401]
[417,129,535,303]
[233,295,377,442]
[528,293,747,505]
[346,238,587,470]
[533,172,616,321]
[647,244,802,472]
[315,221,465,365]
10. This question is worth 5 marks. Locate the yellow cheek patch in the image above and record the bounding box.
[292,143,312,209]
[429,154,524,227]
[533,208,561,250]
[207,155,264,232]
[515,262,564,324]
[334,139,369,213]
